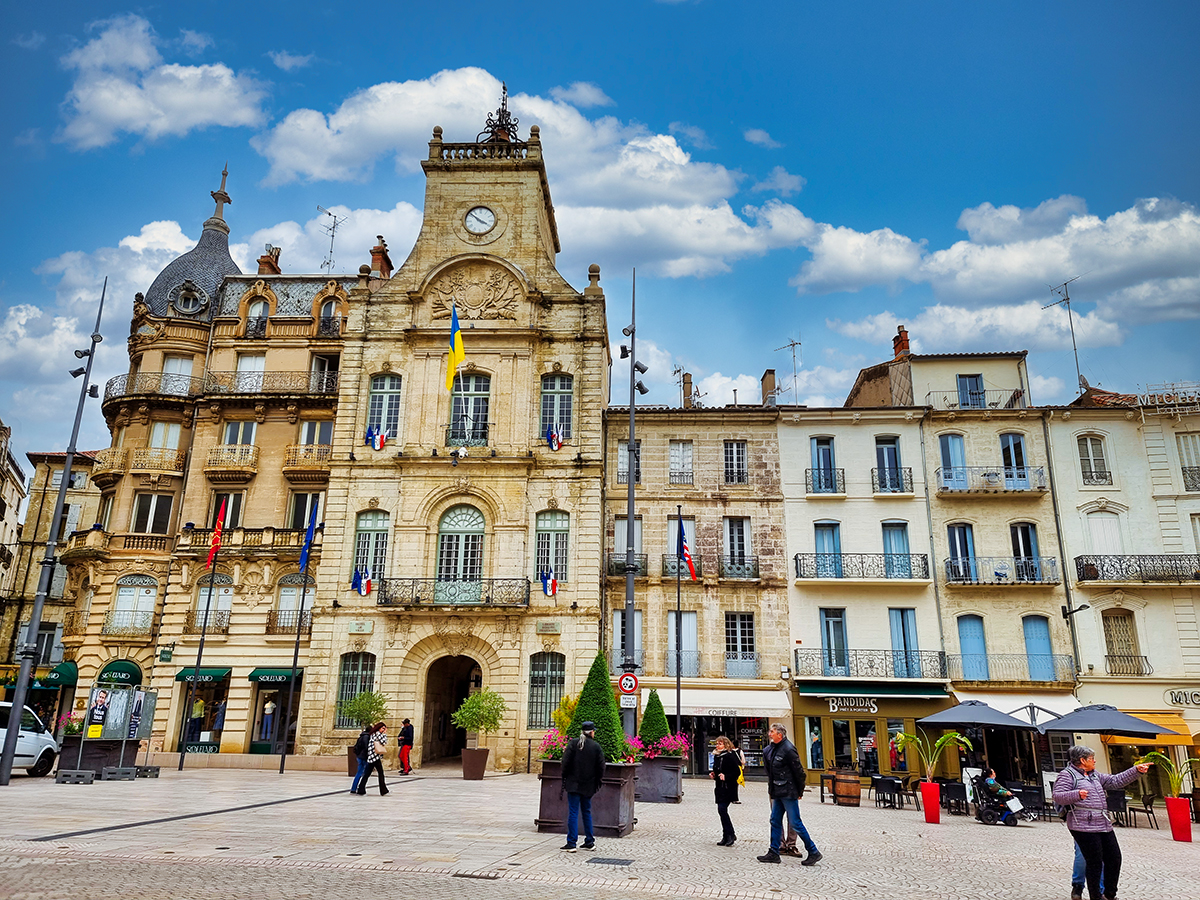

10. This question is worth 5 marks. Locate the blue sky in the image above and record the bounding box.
[2,2,1199,466]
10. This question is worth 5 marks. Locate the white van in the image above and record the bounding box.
[0,702,59,776]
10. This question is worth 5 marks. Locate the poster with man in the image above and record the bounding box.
[127,690,145,739]
[86,688,110,738]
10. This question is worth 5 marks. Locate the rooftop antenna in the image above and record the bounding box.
[1044,275,1085,396]
[774,334,802,403]
[316,205,348,273]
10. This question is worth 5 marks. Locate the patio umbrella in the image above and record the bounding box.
[1036,704,1178,739]
[916,700,1037,731]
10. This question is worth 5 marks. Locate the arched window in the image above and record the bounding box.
[336,652,376,728]
[437,505,485,603]
[107,575,157,636]
[246,299,269,338]
[528,652,566,728]
[274,574,316,634]
[318,298,341,337]
[1078,435,1111,485]
[191,573,233,634]
[535,511,569,582]
[354,511,389,580]
[540,374,572,439]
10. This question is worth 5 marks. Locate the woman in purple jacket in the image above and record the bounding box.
[1053,745,1152,900]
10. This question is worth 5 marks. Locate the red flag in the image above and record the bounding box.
[206,498,226,569]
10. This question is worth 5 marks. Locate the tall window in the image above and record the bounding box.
[289,492,323,531]
[450,374,490,443]
[669,440,693,484]
[882,521,911,578]
[354,511,389,577]
[55,503,81,541]
[617,440,640,484]
[299,420,333,445]
[150,421,181,449]
[540,374,573,440]
[1078,436,1110,485]
[725,612,756,677]
[666,517,696,577]
[1000,432,1029,488]
[946,523,976,582]
[1022,615,1054,681]
[1010,523,1040,581]
[235,353,266,391]
[611,609,644,673]
[192,578,233,630]
[535,510,569,581]
[724,441,748,484]
[131,493,173,533]
[956,374,985,408]
[723,517,754,577]
[938,433,967,490]
[1102,610,1144,674]
[223,421,256,445]
[810,437,838,492]
[528,652,566,728]
[1179,433,1200,490]
[614,516,643,573]
[820,608,848,675]
[211,492,243,529]
[437,505,484,580]
[336,652,376,728]
[367,375,402,439]
[310,354,339,393]
[957,614,989,680]
[667,610,699,676]
[246,299,268,337]
[814,522,842,577]
[110,576,157,634]
[98,493,115,531]
[890,608,920,677]
[162,355,194,396]
[875,436,904,492]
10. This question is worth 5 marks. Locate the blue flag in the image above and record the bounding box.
[298,498,320,571]
[352,568,362,594]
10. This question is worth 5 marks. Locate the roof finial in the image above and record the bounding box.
[211,163,231,220]
[478,83,520,143]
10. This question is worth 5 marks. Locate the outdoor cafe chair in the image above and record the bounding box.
[942,781,969,816]
[875,776,902,809]
[867,774,882,800]
[898,774,922,811]
[1106,790,1129,827]
[1126,794,1159,829]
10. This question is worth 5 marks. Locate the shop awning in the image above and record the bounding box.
[794,683,949,699]
[248,667,303,682]
[1100,712,1194,747]
[98,659,143,685]
[42,660,78,686]
[951,690,1080,726]
[639,687,793,718]
[175,667,232,683]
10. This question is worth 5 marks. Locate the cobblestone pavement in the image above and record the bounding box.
[0,768,1196,900]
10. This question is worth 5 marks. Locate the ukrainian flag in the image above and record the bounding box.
[446,303,465,391]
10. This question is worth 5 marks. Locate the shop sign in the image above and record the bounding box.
[184,742,220,753]
[1165,688,1200,707]
[257,674,289,683]
[705,709,739,717]
[827,696,879,714]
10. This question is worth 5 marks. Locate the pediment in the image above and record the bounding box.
[425,259,526,322]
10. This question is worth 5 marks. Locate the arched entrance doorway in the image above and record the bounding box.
[423,655,480,762]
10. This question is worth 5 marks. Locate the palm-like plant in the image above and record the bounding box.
[1138,751,1200,798]
[894,728,973,782]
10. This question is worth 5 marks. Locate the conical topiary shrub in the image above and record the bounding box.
[638,689,670,747]
[568,650,628,762]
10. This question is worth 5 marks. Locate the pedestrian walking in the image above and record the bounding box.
[559,721,605,852]
[757,723,821,866]
[356,722,390,796]
[709,735,740,846]
[398,718,414,774]
[349,723,372,794]
[1053,745,1150,900]
[1071,843,1104,900]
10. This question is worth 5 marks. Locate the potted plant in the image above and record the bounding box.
[1139,751,1200,842]
[894,728,973,824]
[341,691,388,776]
[634,689,687,803]
[451,688,507,780]
[536,650,639,837]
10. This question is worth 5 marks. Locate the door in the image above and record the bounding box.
[957,374,984,408]
[820,608,848,676]
[236,353,266,392]
[1022,615,1054,681]
[939,434,967,490]
[162,355,193,396]
[1000,433,1029,489]
[946,524,976,582]
[811,437,837,492]
[1011,523,1040,582]
[875,437,902,491]
[667,610,699,676]
[310,354,339,392]
[814,523,842,577]
[882,522,912,578]
[957,615,989,680]
[436,506,484,603]
[890,608,921,677]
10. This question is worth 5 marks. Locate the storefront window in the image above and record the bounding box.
[181,680,229,749]
[805,717,824,769]
[831,719,853,768]
[855,720,879,774]
[887,719,909,772]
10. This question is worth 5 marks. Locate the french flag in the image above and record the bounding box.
[358,567,372,596]
[541,567,558,596]
[545,423,562,451]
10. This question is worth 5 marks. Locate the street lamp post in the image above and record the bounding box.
[0,279,107,786]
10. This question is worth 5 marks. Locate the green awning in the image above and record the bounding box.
[43,660,78,686]
[175,667,232,683]
[793,682,948,698]
[248,667,303,683]
[98,659,143,685]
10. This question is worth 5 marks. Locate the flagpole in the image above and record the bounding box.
[179,546,219,771]
[279,516,317,774]
[675,504,682,738]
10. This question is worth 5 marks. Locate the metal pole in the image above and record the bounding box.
[0,279,106,786]
[279,545,314,774]
[178,548,219,770]
[675,503,682,738]
[621,271,638,736]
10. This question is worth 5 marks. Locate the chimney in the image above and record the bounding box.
[257,244,282,275]
[893,325,910,359]
[370,236,393,280]
[761,369,777,406]
[682,372,693,409]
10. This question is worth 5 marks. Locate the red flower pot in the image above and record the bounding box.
[920,781,941,824]
[1165,796,1192,842]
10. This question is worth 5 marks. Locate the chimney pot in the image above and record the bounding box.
[256,244,282,276]
[761,369,777,406]
[893,325,910,359]
[682,372,693,409]
[370,236,394,280]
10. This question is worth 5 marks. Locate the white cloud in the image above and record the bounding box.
[178,30,214,55]
[549,82,614,107]
[668,122,712,150]
[956,195,1088,245]
[269,50,314,72]
[57,14,267,150]
[13,32,46,50]
[696,371,762,406]
[752,166,805,197]
[1029,374,1066,404]
[743,128,781,148]
[791,225,925,294]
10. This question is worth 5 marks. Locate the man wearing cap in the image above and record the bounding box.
[560,721,605,852]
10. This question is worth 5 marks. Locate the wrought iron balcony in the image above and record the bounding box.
[944,556,1060,585]
[665,650,702,677]
[282,444,332,483]
[129,447,187,474]
[316,316,343,338]
[719,555,759,579]
[616,469,641,485]
[669,470,694,485]
[184,609,230,635]
[63,610,89,636]
[607,553,647,577]
[872,467,913,493]
[375,577,531,607]
[662,554,704,578]
[608,648,644,675]
[204,444,259,483]
[101,610,154,637]
[244,317,268,338]
[1081,468,1113,486]
[926,388,1028,410]
[725,467,749,485]
[793,648,947,679]
[947,653,1075,683]
[794,552,930,580]
[935,466,1048,492]
[444,423,491,447]
[90,447,128,487]
[1182,467,1200,491]
[203,370,340,395]
[806,468,845,494]
[104,372,205,401]
[1105,655,1153,676]
[1075,554,1200,583]
[0,544,12,567]
[267,609,313,635]
[725,651,760,678]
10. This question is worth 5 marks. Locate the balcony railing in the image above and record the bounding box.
[184,609,230,635]
[104,372,205,401]
[282,444,333,483]
[90,447,128,484]
[316,316,343,338]
[947,653,1075,683]
[101,610,154,636]
[793,648,947,680]
[719,555,759,579]
[926,388,1028,410]
[608,649,644,675]
[872,467,913,493]
[725,651,760,678]
[944,556,1060,584]
[177,527,310,553]
[665,650,702,677]
[204,444,260,483]
[244,317,268,338]
[1180,466,1200,491]
[806,468,845,494]
[117,534,172,551]
[63,610,89,636]
[1075,554,1200,583]
[794,552,930,580]
[607,553,647,576]
[1081,468,1113,486]
[1105,655,1153,676]
[662,554,704,578]
[616,470,641,485]
[437,140,533,162]
[375,577,531,607]
[129,447,187,474]
[267,609,313,635]
[935,466,1048,492]
[444,423,491,447]
[669,470,694,485]
[203,370,340,395]
[724,468,749,485]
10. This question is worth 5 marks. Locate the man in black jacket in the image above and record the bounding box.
[757,723,822,865]
[560,721,606,852]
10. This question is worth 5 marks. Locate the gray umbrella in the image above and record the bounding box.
[917,700,1036,730]
[1037,704,1177,738]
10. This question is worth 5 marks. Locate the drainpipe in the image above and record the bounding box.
[1041,410,1083,685]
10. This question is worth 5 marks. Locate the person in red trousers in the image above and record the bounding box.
[398,718,414,774]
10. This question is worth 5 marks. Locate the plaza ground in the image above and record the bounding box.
[0,765,1195,900]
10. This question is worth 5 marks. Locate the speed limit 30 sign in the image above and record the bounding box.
[618,673,639,694]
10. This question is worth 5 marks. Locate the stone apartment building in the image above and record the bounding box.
[0,419,28,598]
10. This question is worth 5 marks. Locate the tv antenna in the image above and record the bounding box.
[1044,275,1085,396]
[774,334,802,404]
[316,205,348,273]
[671,364,708,407]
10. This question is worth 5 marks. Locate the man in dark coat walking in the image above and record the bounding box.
[560,721,606,852]
[757,723,822,866]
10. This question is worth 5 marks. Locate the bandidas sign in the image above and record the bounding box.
[827,696,879,714]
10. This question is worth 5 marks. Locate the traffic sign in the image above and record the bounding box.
[618,673,639,694]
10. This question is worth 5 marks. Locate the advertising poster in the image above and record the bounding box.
[85,687,110,738]
[127,690,145,739]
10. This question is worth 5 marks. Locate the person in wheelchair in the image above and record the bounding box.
[974,768,1036,824]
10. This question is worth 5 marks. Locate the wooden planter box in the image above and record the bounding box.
[535,759,638,837]
[634,755,684,803]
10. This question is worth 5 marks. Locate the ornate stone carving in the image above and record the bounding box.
[381,360,393,372]
[433,615,475,656]
[286,403,299,424]
[547,497,559,509]
[387,616,413,649]
[1112,590,1125,607]
[209,403,222,423]
[254,404,267,424]
[428,263,520,321]
[455,476,471,490]
[351,637,367,653]
[136,404,151,425]
[552,362,563,372]
[1097,497,1109,509]
[368,497,379,509]
[542,639,557,653]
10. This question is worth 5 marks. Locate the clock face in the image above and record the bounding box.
[464,206,496,235]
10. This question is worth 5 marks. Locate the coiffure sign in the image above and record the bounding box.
[827,696,878,714]
[1166,689,1200,708]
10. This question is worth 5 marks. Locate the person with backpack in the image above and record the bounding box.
[357,722,390,795]
[350,723,373,794]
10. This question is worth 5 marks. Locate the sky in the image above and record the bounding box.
[2,2,1199,475]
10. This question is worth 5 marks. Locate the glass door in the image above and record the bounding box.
[939,434,967,490]
[820,608,848,676]
[1000,433,1029,489]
